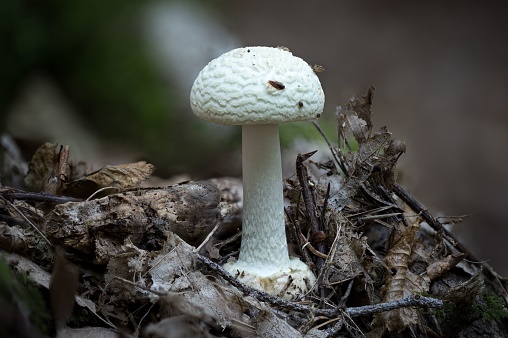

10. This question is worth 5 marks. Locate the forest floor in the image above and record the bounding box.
[1,88,507,338]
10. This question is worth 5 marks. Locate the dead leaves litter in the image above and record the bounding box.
[1,88,507,337]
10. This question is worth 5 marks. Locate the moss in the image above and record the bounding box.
[436,290,508,337]
[481,291,508,322]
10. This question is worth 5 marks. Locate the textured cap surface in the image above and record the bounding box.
[190,46,325,125]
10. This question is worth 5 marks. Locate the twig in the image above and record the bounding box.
[336,108,352,169]
[300,233,329,259]
[195,253,314,314]
[195,253,443,318]
[285,207,314,267]
[194,221,220,253]
[0,195,52,246]
[320,182,331,230]
[1,188,82,204]
[393,183,478,262]
[345,294,442,317]
[277,275,294,298]
[359,212,402,221]
[86,186,118,201]
[296,153,325,263]
[312,120,349,176]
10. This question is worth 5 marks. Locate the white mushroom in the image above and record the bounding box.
[190,46,324,299]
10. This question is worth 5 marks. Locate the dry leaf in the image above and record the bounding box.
[345,86,374,134]
[325,235,372,287]
[347,114,369,143]
[63,161,154,197]
[4,252,95,315]
[24,143,70,194]
[144,316,211,338]
[56,326,118,338]
[373,222,431,332]
[427,252,466,281]
[50,247,79,330]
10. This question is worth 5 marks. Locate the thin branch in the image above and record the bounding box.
[393,183,477,262]
[285,207,314,266]
[195,253,314,314]
[300,233,329,259]
[195,253,443,319]
[312,120,349,176]
[1,188,82,204]
[296,151,327,298]
[194,221,220,253]
[0,196,52,246]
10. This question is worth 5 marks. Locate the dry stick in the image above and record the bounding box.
[0,196,52,246]
[299,233,329,259]
[320,182,331,230]
[194,221,220,253]
[393,182,508,298]
[312,120,349,176]
[196,253,313,314]
[335,110,352,176]
[296,151,326,298]
[86,186,118,201]
[285,208,314,267]
[195,253,443,318]
[1,188,82,204]
[392,183,478,262]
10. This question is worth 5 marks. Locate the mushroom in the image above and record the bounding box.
[190,46,325,299]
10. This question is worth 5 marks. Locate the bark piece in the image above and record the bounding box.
[45,181,221,264]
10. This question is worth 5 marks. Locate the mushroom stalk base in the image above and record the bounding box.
[223,124,316,299]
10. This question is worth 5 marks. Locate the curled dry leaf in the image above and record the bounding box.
[427,252,466,281]
[345,86,374,137]
[373,222,431,332]
[24,143,70,194]
[63,161,155,197]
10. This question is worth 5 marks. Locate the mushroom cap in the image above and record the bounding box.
[190,46,325,125]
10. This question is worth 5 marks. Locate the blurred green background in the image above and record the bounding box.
[0,0,334,178]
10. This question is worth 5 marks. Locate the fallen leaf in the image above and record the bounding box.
[24,143,71,194]
[63,161,154,198]
[50,247,79,331]
[373,222,431,332]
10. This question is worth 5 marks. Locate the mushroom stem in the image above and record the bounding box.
[238,124,290,276]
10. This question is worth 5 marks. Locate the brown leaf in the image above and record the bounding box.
[24,143,70,194]
[347,114,369,143]
[63,161,154,198]
[374,222,431,332]
[50,246,79,331]
[427,252,466,281]
[345,86,375,134]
